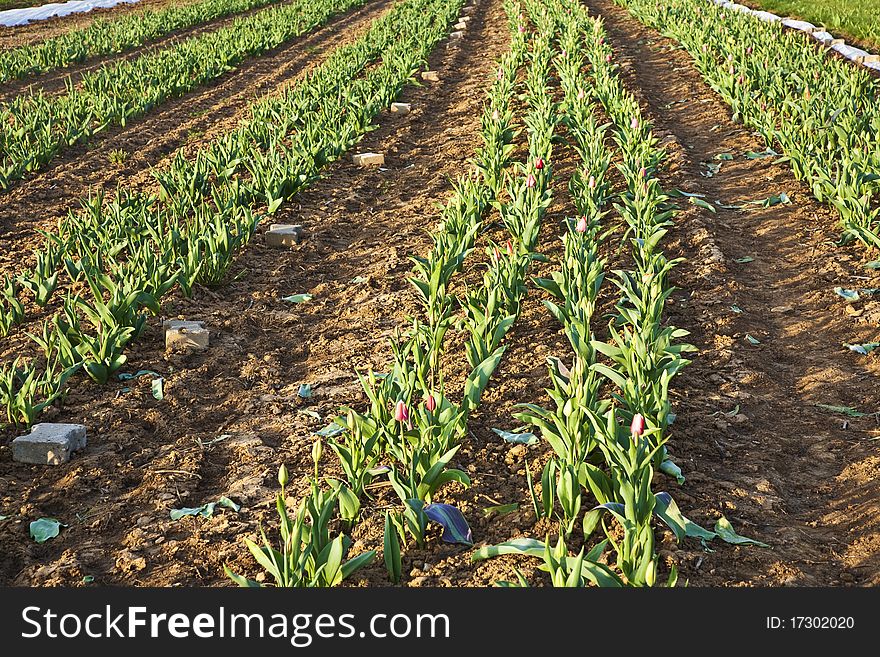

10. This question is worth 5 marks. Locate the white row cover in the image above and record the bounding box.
[0,0,139,27]
[703,0,879,74]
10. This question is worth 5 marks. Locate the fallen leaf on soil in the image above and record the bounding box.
[714,516,769,547]
[282,293,313,303]
[170,497,241,520]
[491,428,538,445]
[30,518,63,543]
[815,404,866,417]
[845,342,880,355]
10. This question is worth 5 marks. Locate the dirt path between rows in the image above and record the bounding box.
[0,0,296,102]
[584,0,880,586]
[0,0,510,586]
[0,0,393,279]
[0,0,184,50]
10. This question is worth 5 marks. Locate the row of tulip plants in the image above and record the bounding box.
[376,0,560,585]
[615,0,880,250]
[0,0,286,86]
[0,0,464,434]
[471,0,699,587]
[227,0,558,586]
[0,0,370,191]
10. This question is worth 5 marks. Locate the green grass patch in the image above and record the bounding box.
[747,0,880,50]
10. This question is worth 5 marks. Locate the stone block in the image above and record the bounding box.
[421,70,440,82]
[266,224,305,246]
[13,423,87,465]
[454,21,467,29]
[165,320,209,352]
[450,30,465,39]
[352,152,384,166]
[390,102,411,115]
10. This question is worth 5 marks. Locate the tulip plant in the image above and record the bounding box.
[226,463,376,587]
[616,0,880,250]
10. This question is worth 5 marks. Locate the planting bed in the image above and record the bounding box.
[0,0,878,588]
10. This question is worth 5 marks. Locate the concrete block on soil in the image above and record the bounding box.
[352,152,384,166]
[450,30,465,39]
[458,15,471,22]
[454,21,467,30]
[13,423,87,465]
[421,70,440,82]
[390,102,411,115]
[165,320,209,352]
[461,5,475,14]
[266,224,305,247]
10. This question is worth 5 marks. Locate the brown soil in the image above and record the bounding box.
[0,0,878,588]
[0,0,301,102]
[0,0,191,51]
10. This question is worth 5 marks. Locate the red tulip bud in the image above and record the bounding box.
[394,400,409,423]
[425,394,437,412]
[630,413,646,437]
[746,46,753,55]
[526,173,537,188]
[588,175,597,190]
[630,116,639,130]
[598,36,605,45]
[575,216,588,233]
[605,53,612,63]
[535,158,545,170]
[577,88,586,101]
[506,240,515,256]
[639,166,647,178]
[496,67,504,81]
[518,24,525,33]
[738,75,745,85]
[561,49,567,58]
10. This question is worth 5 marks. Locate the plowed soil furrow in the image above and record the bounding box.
[0,0,510,586]
[0,0,392,273]
[0,0,293,102]
[584,0,880,586]
[0,0,184,51]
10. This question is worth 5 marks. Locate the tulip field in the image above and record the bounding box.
[0,0,878,589]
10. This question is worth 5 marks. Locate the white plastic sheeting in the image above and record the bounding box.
[0,0,139,27]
